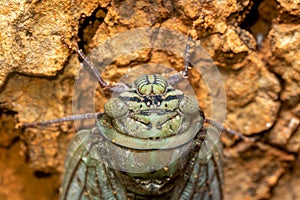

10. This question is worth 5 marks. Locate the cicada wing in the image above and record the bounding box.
[193,128,223,200]
[172,126,223,200]
[60,130,126,200]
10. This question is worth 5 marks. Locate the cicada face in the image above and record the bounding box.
[95,74,204,194]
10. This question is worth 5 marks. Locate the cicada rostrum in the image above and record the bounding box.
[23,28,250,200]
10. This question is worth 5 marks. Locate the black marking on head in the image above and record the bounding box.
[165,95,181,102]
[119,96,141,103]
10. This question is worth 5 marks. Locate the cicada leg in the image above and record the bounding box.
[21,48,130,128]
[77,49,130,94]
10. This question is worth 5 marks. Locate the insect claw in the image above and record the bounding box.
[180,69,189,78]
[223,128,256,143]
[17,122,34,128]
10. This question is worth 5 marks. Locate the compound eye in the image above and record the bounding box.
[179,96,199,115]
[104,98,128,118]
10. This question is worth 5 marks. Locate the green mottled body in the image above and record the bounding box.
[61,75,223,200]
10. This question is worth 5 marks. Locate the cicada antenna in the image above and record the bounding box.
[204,118,256,142]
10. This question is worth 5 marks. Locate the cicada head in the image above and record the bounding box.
[95,74,204,193]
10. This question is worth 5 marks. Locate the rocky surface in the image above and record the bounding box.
[0,0,299,199]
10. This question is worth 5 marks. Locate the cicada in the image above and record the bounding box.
[58,71,223,200]
[23,28,249,200]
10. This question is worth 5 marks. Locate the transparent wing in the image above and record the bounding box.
[60,130,126,200]
[192,127,223,200]
[172,126,223,200]
[60,128,222,200]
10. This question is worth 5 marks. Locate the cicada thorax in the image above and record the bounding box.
[95,74,205,196]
